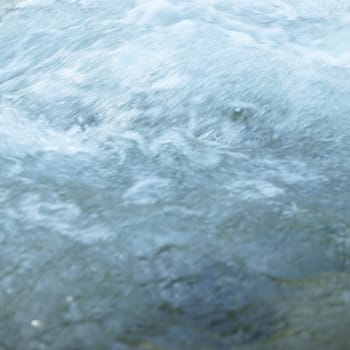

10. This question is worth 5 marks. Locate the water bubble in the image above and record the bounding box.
[30,320,42,329]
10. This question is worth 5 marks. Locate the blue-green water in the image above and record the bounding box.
[1,1,350,349]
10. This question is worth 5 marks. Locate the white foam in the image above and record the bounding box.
[0,105,89,156]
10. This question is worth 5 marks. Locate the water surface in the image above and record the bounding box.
[1,0,350,349]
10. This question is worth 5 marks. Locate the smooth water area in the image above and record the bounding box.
[1,0,350,349]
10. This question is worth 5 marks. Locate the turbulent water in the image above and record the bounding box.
[1,0,350,349]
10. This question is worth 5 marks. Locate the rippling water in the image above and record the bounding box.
[1,0,350,349]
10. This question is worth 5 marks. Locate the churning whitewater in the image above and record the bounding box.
[1,0,350,349]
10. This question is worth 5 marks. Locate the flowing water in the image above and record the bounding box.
[1,0,350,349]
